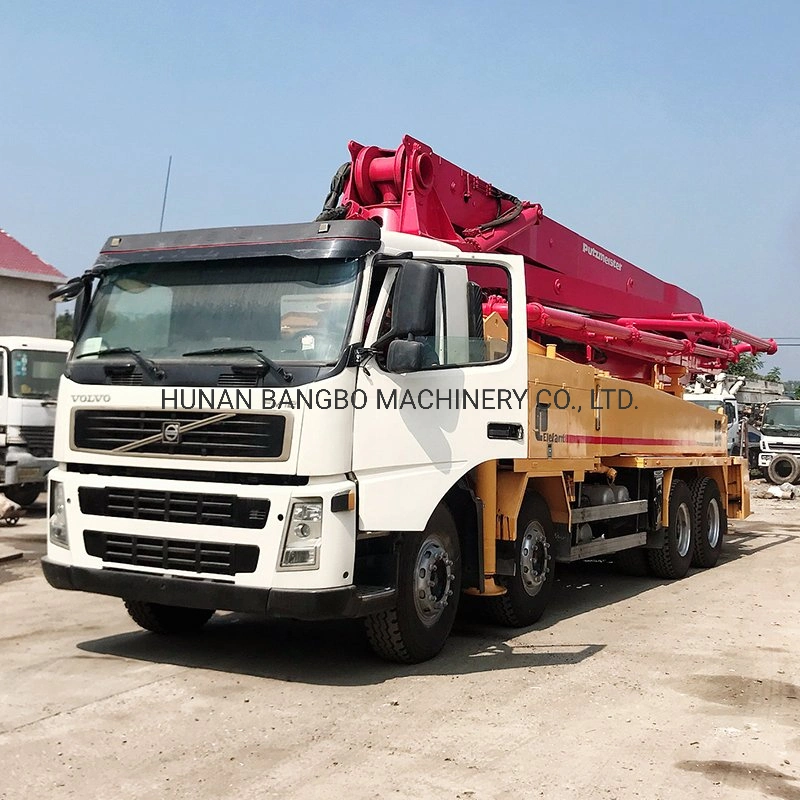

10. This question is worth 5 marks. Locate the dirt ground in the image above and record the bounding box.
[1,483,798,800]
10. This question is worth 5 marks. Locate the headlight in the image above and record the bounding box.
[49,480,69,548]
[6,426,26,446]
[279,499,322,569]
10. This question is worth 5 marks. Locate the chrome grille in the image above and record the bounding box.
[83,530,259,575]
[765,442,800,453]
[73,410,286,459]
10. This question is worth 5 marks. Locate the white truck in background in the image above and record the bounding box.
[758,400,800,484]
[0,337,72,506]
[684,374,745,456]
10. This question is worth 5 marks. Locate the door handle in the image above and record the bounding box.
[487,422,524,441]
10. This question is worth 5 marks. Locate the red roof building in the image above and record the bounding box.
[0,229,65,283]
[0,229,66,337]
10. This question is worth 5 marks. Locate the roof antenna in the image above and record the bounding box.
[159,155,172,232]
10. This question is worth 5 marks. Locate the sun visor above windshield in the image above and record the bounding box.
[95,220,382,268]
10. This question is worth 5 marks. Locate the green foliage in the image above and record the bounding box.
[728,352,763,380]
[728,351,781,382]
[56,311,73,340]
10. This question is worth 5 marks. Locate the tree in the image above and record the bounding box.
[727,352,763,380]
[56,311,73,340]
[728,350,781,383]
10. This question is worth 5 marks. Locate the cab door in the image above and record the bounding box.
[352,253,529,532]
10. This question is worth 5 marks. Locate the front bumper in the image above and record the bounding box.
[47,466,360,592]
[2,446,55,488]
[41,558,395,620]
[758,452,775,467]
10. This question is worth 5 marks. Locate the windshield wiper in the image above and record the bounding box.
[182,346,293,383]
[76,347,165,379]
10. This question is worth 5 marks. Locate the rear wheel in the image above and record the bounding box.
[486,493,556,627]
[365,505,461,663]
[124,600,214,634]
[690,477,726,568]
[766,454,800,485]
[647,479,694,579]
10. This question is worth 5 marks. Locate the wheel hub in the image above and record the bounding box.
[706,497,720,547]
[676,502,692,557]
[520,522,549,597]
[413,536,455,626]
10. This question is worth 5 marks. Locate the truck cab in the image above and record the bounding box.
[758,400,800,480]
[0,337,72,505]
[684,383,742,455]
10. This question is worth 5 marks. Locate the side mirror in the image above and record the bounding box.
[73,286,90,341]
[386,339,424,373]
[375,260,438,349]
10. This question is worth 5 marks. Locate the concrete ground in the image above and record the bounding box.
[1,484,798,800]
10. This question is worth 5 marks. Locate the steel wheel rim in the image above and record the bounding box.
[413,535,454,627]
[676,502,692,557]
[520,521,549,597]
[706,497,721,548]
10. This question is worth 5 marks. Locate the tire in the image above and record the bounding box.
[614,547,650,577]
[647,479,695,579]
[365,505,461,663]
[486,493,556,627]
[5,485,42,507]
[690,477,727,568]
[766,454,800,485]
[124,600,214,634]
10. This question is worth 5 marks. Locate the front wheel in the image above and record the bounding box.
[365,505,461,663]
[486,493,556,627]
[124,600,214,634]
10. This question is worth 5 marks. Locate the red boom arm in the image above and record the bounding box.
[336,135,776,378]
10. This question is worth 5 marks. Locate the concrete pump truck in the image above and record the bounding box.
[43,136,776,662]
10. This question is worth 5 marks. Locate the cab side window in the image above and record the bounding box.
[432,264,509,368]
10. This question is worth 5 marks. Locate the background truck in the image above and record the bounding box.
[1,337,71,506]
[42,135,776,662]
[684,375,745,456]
[758,400,800,484]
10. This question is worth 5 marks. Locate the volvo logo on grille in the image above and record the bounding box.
[161,422,182,444]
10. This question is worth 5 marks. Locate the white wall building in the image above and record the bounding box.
[0,229,66,337]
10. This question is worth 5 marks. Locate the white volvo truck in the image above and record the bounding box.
[1,337,71,506]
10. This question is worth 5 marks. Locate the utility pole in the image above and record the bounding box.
[159,155,173,232]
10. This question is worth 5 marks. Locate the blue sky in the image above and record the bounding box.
[2,1,798,375]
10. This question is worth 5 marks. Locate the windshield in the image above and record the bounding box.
[762,404,800,432]
[73,257,362,364]
[10,349,67,398]
[686,397,735,426]
[687,398,725,412]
